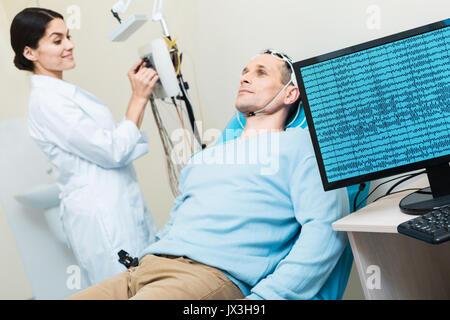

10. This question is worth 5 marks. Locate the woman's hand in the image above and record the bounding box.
[126,60,159,129]
[128,60,160,100]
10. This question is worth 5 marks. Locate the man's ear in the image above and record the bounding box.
[284,86,300,105]
[23,46,38,62]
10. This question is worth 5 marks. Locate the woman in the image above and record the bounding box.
[10,7,159,285]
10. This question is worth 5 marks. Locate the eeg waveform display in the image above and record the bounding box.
[300,27,450,183]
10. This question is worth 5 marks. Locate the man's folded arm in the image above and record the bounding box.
[247,156,349,300]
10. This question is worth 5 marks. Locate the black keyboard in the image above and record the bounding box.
[397,206,450,244]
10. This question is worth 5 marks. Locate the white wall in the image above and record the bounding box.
[1,0,449,300]
[0,119,89,299]
[0,0,29,119]
[184,0,450,130]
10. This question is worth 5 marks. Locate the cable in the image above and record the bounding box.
[174,99,194,155]
[170,96,198,156]
[178,96,203,153]
[180,74,203,148]
[150,96,180,197]
[157,94,196,161]
[384,171,426,195]
[158,98,183,124]
[354,173,415,210]
[163,37,203,149]
[371,188,423,204]
[150,70,200,195]
[141,14,203,195]
[163,36,181,75]
[180,50,206,127]
[353,183,367,212]
[354,170,426,210]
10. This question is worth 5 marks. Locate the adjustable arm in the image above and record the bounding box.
[152,0,170,37]
[112,0,132,14]
[111,0,132,23]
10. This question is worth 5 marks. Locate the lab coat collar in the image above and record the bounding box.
[30,75,77,98]
[30,74,115,130]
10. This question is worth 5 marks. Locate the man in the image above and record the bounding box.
[69,50,349,300]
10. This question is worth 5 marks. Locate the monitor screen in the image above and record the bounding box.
[294,19,450,192]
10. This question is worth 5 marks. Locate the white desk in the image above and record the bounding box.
[333,177,450,300]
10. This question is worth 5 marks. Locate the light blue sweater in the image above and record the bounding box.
[141,128,349,299]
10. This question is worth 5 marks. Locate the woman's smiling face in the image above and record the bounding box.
[24,18,76,77]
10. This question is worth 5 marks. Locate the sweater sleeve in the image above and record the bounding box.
[154,193,183,241]
[247,155,349,300]
[154,167,189,241]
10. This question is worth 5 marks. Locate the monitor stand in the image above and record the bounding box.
[399,162,450,215]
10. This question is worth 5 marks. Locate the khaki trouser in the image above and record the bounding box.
[67,254,244,300]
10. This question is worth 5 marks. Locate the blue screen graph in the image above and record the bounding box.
[300,27,450,183]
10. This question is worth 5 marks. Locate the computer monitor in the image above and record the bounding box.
[293,18,450,215]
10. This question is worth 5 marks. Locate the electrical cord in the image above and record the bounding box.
[146,34,204,195]
[174,98,194,155]
[148,62,202,196]
[353,183,367,212]
[180,74,203,148]
[354,170,426,211]
[385,171,426,195]
[150,96,180,197]
[159,98,198,156]
[181,50,206,130]
[371,188,423,203]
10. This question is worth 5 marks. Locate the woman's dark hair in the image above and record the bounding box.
[10,7,64,72]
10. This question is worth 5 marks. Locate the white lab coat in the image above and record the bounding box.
[27,75,158,285]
